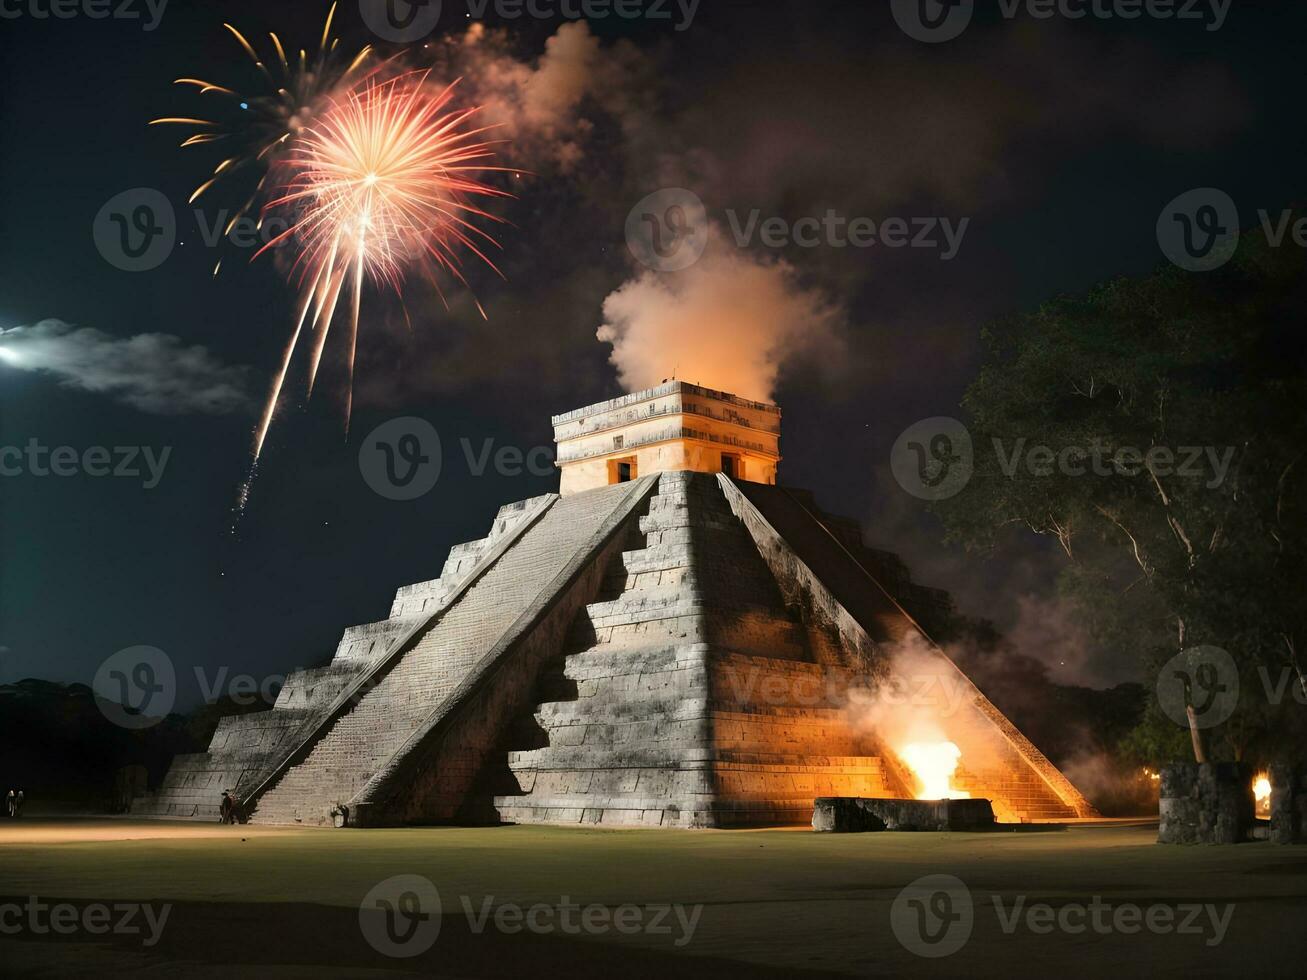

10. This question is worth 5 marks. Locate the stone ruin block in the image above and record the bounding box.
[1158,762,1255,844]
[1270,761,1307,845]
[812,797,996,833]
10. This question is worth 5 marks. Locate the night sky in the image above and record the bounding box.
[1,0,1302,706]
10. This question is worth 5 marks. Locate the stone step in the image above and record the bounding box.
[492,795,825,828]
[535,697,852,725]
[329,617,418,667]
[274,666,362,712]
[507,745,884,772]
[502,765,890,804]
[249,482,649,827]
[389,577,446,619]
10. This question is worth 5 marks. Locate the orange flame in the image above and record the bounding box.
[899,741,971,800]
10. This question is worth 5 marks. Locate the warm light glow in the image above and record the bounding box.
[1254,773,1271,816]
[900,741,971,800]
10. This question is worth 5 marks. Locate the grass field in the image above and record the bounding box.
[1,818,1305,978]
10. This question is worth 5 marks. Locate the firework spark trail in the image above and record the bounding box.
[149,3,373,266]
[249,72,512,459]
[153,10,514,506]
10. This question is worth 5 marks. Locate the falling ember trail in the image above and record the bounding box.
[150,3,374,237]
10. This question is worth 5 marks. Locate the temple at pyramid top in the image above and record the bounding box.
[552,382,782,494]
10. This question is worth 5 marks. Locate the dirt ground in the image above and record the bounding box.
[1,818,1304,978]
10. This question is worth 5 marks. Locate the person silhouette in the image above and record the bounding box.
[219,790,234,825]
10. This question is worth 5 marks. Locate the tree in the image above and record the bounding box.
[937,220,1307,764]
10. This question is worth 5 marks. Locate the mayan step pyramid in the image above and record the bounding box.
[137,382,1095,827]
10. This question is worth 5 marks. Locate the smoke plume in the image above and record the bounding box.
[597,234,844,402]
[431,22,649,174]
[0,319,252,416]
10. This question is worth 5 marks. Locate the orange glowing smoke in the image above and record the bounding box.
[899,741,971,800]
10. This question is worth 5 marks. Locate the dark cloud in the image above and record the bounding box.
[660,22,1249,216]
[0,319,253,416]
[363,19,1247,407]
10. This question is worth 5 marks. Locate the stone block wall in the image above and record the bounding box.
[813,796,996,832]
[1159,763,1255,844]
[721,476,1092,822]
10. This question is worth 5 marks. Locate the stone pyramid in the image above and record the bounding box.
[138,384,1095,827]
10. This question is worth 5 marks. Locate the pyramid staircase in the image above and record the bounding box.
[485,472,907,827]
[246,479,654,826]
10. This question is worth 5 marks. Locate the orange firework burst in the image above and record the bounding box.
[150,3,374,253]
[250,71,511,460]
